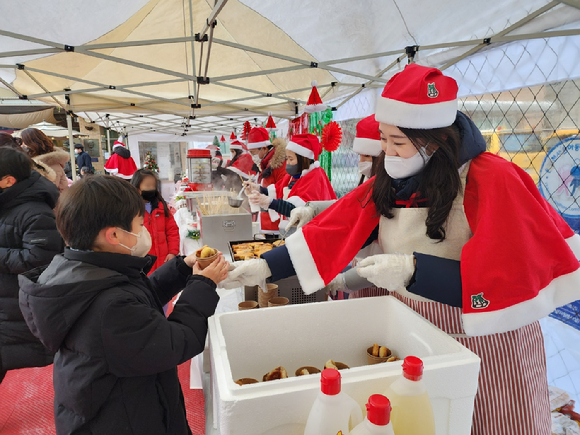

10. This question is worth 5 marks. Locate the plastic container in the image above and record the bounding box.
[304,369,363,435]
[383,356,435,435]
[208,296,480,435]
[350,395,395,435]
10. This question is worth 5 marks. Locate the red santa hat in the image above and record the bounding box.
[375,63,458,129]
[113,140,125,149]
[286,133,322,160]
[265,114,276,130]
[229,140,247,151]
[220,135,226,142]
[247,127,271,149]
[304,80,327,114]
[353,114,382,157]
[229,131,237,140]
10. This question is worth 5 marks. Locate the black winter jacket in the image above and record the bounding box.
[19,249,219,435]
[0,171,62,373]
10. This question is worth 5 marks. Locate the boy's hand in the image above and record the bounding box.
[164,254,176,263]
[192,253,229,285]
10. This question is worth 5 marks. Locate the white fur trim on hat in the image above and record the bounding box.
[375,97,458,129]
[353,137,382,156]
[247,140,271,149]
[113,144,124,149]
[304,103,327,114]
[286,141,315,160]
[229,144,243,150]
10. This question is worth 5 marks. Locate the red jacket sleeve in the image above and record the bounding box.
[164,213,181,256]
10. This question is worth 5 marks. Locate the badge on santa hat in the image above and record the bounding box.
[353,115,382,157]
[229,140,247,151]
[304,81,327,114]
[286,134,322,160]
[247,127,271,149]
[375,64,458,129]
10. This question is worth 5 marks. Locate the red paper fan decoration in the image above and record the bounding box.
[241,121,251,141]
[321,121,342,152]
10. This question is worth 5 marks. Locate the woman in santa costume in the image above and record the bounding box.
[245,127,287,234]
[222,64,580,434]
[247,133,336,233]
[104,140,138,180]
[224,140,257,179]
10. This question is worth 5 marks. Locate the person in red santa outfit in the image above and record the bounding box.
[104,140,138,180]
[247,133,336,234]
[221,63,580,434]
[245,127,287,235]
[224,140,257,180]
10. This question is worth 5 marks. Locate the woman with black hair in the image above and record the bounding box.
[221,64,580,434]
[130,169,180,275]
[247,134,336,232]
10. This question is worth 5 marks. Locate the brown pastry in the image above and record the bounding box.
[372,343,380,357]
[379,346,389,358]
[387,356,400,362]
[301,368,309,376]
[273,240,285,247]
[263,366,288,381]
[324,359,339,370]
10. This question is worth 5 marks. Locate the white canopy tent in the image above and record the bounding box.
[1,0,580,139]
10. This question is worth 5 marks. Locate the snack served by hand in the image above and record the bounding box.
[232,239,284,260]
[272,240,285,247]
[198,245,217,258]
[263,366,288,382]
[324,359,338,370]
[387,356,400,362]
[372,343,380,357]
[301,369,309,376]
[379,346,389,358]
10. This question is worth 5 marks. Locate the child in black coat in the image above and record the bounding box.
[19,175,228,435]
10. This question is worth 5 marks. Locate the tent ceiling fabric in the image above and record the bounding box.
[1,0,580,138]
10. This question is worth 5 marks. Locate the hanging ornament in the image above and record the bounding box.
[265,113,276,131]
[241,121,251,142]
[304,80,327,114]
[230,131,237,140]
[321,121,342,152]
[220,135,226,143]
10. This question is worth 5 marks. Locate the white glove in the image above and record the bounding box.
[324,273,347,296]
[357,254,415,291]
[218,259,272,290]
[243,180,260,194]
[249,192,272,209]
[287,206,316,229]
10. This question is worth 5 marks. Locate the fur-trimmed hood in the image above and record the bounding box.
[33,148,71,167]
[31,159,57,183]
[268,137,286,170]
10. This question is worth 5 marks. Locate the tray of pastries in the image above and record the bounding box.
[229,239,285,261]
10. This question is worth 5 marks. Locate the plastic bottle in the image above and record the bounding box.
[350,394,395,435]
[383,356,435,435]
[304,368,363,435]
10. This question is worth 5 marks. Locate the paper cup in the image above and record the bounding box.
[258,283,278,308]
[268,297,289,307]
[238,301,258,311]
[295,366,321,377]
[234,378,259,386]
[324,361,350,370]
[366,346,392,365]
[195,248,218,270]
[249,201,261,213]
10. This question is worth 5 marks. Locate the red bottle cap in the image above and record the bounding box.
[366,394,392,426]
[320,368,341,395]
[402,356,424,381]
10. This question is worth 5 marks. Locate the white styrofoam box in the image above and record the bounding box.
[208,296,480,435]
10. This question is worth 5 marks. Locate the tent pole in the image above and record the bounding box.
[66,110,77,182]
[188,0,198,106]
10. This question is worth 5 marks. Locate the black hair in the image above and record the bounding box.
[56,175,145,250]
[371,125,462,241]
[295,154,314,173]
[228,148,242,166]
[0,147,32,182]
[80,166,93,175]
[0,132,22,149]
[130,169,170,215]
[74,144,84,150]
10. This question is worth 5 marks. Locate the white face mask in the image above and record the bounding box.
[252,154,262,165]
[211,157,221,170]
[358,161,373,178]
[117,226,152,257]
[384,146,434,179]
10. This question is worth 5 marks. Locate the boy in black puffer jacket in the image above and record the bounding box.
[0,147,63,382]
[19,175,229,435]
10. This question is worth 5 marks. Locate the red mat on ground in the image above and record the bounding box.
[0,361,204,434]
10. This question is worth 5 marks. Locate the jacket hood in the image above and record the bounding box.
[0,171,59,211]
[455,111,487,165]
[32,159,57,182]
[34,148,70,166]
[114,146,131,159]
[268,137,287,170]
[18,254,130,352]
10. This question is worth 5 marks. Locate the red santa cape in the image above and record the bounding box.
[267,162,336,224]
[104,144,138,179]
[285,152,580,336]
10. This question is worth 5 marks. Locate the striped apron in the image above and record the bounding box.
[353,163,551,434]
